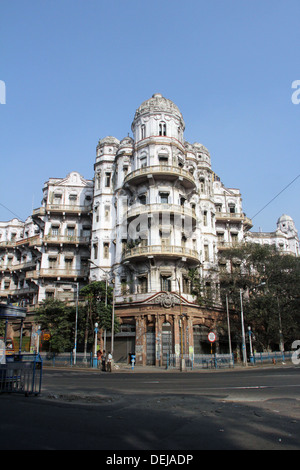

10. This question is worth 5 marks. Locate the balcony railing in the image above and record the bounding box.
[126,203,196,220]
[215,212,253,227]
[123,244,200,262]
[124,165,196,188]
[0,235,42,248]
[9,260,38,271]
[33,204,92,215]
[43,235,90,245]
[26,268,89,279]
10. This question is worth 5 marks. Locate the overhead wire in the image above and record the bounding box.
[251,174,300,220]
[0,202,23,221]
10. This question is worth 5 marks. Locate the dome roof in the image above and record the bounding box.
[97,136,120,147]
[277,214,294,224]
[133,93,184,124]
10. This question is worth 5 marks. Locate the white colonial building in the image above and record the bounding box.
[1,93,298,363]
[245,214,299,256]
[0,172,93,308]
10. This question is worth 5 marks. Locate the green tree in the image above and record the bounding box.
[35,299,81,353]
[218,243,300,351]
[79,281,119,352]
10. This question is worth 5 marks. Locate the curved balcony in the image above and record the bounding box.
[26,268,89,280]
[215,212,253,229]
[122,244,200,264]
[124,165,196,189]
[33,204,92,216]
[43,235,90,246]
[126,203,197,223]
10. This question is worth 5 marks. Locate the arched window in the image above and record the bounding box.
[141,124,146,139]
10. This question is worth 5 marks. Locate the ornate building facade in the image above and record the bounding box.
[1,94,299,363]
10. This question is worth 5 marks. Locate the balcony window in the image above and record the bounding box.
[204,245,209,262]
[182,276,191,294]
[105,173,111,188]
[104,205,110,221]
[69,194,77,204]
[103,242,110,259]
[48,257,57,269]
[93,243,98,260]
[65,258,73,270]
[159,192,169,204]
[161,276,171,292]
[158,156,168,165]
[229,204,236,214]
[140,157,147,168]
[138,194,147,205]
[53,193,62,205]
[67,227,75,237]
[137,276,148,294]
[159,122,167,136]
[51,226,60,236]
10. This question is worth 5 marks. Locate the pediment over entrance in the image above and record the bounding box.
[143,292,190,309]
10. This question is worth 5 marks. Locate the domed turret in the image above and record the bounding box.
[277,214,297,235]
[131,93,185,143]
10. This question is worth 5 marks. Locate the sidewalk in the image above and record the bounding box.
[90,360,293,374]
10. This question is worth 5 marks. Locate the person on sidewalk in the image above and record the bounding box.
[107,352,112,372]
[97,350,102,369]
[101,350,106,371]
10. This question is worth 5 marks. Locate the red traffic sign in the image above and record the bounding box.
[208,332,216,343]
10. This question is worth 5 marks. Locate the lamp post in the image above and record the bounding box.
[240,289,248,366]
[93,322,99,368]
[172,276,185,371]
[225,294,232,357]
[248,326,254,364]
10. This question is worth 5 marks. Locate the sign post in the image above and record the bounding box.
[208,331,216,355]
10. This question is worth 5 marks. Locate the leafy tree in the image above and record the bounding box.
[80,281,120,353]
[35,299,84,353]
[218,243,300,351]
[188,267,217,308]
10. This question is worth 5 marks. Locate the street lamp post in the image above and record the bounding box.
[93,322,99,368]
[225,294,232,357]
[240,289,248,366]
[248,326,254,364]
[172,277,185,371]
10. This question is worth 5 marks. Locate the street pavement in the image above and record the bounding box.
[0,363,300,451]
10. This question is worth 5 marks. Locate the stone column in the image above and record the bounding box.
[173,314,181,367]
[155,314,162,366]
[135,315,146,365]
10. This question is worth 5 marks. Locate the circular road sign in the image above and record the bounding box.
[208,332,216,343]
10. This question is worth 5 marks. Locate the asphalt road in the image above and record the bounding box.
[1,365,300,451]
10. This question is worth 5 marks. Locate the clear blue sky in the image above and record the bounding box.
[1,0,299,233]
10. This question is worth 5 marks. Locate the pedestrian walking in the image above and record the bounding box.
[102,350,106,371]
[97,350,102,369]
[107,352,112,372]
